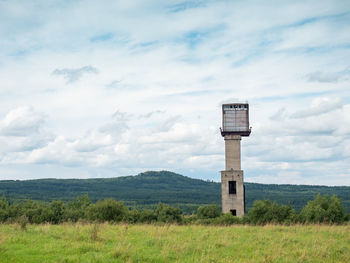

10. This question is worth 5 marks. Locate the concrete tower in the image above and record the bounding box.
[220,103,251,217]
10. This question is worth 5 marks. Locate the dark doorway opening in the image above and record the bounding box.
[230,209,237,216]
[229,181,236,194]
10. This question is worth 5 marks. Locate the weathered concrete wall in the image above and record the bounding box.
[224,135,241,170]
[221,170,245,217]
[221,134,244,216]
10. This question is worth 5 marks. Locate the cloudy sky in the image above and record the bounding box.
[0,0,350,185]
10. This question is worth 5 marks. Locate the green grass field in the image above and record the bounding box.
[0,223,349,263]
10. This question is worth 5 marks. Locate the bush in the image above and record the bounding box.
[126,209,140,224]
[0,196,9,222]
[344,213,350,222]
[139,209,157,223]
[197,204,221,219]
[156,203,182,224]
[64,195,91,222]
[20,200,50,224]
[7,203,21,222]
[248,200,296,225]
[182,215,197,225]
[300,194,345,224]
[215,213,242,225]
[327,195,345,223]
[240,214,250,224]
[48,200,65,224]
[17,215,29,230]
[87,199,128,222]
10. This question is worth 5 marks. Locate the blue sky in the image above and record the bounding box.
[0,0,350,185]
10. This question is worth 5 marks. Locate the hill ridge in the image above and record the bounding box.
[3,170,347,188]
[0,170,349,213]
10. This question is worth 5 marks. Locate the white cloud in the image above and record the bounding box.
[27,136,79,165]
[72,130,113,152]
[99,111,130,136]
[270,107,287,121]
[291,97,343,118]
[306,71,342,83]
[0,107,45,136]
[52,66,98,83]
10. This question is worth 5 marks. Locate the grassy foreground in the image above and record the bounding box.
[0,224,349,263]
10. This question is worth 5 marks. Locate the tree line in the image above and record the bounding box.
[0,194,348,226]
[2,171,349,214]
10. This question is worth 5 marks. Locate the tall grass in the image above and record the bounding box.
[0,223,349,262]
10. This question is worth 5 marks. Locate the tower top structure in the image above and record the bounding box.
[221,103,251,137]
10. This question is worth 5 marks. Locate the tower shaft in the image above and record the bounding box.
[224,135,241,170]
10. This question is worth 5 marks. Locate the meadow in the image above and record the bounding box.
[0,223,349,263]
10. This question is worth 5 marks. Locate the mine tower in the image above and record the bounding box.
[220,103,251,216]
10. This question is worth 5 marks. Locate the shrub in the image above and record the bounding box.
[197,204,221,219]
[48,200,65,224]
[19,200,50,224]
[7,203,21,222]
[64,195,91,222]
[0,196,9,222]
[87,199,128,222]
[182,214,197,225]
[300,194,345,224]
[327,195,345,223]
[139,209,157,223]
[215,213,241,225]
[155,203,182,224]
[344,213,350,222]
[18,215,29,230]
[126,209,140,224]
[241,214,250,224]
[248,200,296,225]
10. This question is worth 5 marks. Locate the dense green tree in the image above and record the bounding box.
[6,203,18,221]
[21,200,50,224]
[139,209,157,223]
[197,204,220,219]
[49,200,65,224]
[327,195,345,223]
[64,195,91,222]
[344,213,350,222]
[300,194,345,223]
[0,196,9,222]
[126,209,140,223]
[87,199,128,222]
[248,200,296,225]
[155,203,182,223]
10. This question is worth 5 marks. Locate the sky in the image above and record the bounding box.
[0,0,350,185]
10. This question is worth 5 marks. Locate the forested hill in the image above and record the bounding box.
[0,171,349,213]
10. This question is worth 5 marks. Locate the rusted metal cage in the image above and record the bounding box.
[221,103,251,136]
